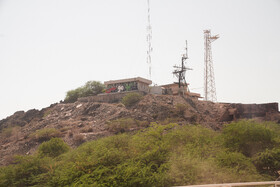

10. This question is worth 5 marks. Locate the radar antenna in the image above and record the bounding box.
[173,40,192,94]
[146,0,153,79]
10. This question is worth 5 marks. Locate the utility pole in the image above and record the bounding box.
[204,29,219,102]
[173,41,192,94]
[146,0,152,80]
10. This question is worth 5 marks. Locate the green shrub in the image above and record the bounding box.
[164,124,221,159]
[0,155,50,187]
[221,120,276,157]
[121,93,143,107]
[254,148,280,177]
[168,155,198,185]
[80,81,104,97]
[64,88,82,103]
[38,138,70,158]
[30,128,61,142]
[64,81,104,103]
[168,154,262,185]
[216,152,257,172]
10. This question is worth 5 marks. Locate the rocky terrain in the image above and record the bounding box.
[0,94,279,166]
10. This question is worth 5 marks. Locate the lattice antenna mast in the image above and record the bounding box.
[204,30,219,102]
[146,0,153,80]
[173,40,192,90]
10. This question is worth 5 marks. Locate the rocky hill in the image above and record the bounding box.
[0,94,279,166]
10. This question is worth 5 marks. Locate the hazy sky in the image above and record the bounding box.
[0,0,279,120]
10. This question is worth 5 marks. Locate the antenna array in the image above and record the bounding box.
[173,41,192,93]
[146,0,152,79]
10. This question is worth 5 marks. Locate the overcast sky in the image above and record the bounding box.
[0,0,279,120]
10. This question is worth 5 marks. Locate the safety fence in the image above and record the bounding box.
[174,181,280,187]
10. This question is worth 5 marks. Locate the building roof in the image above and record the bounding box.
[161,83,189,87]
[104,77,152,86]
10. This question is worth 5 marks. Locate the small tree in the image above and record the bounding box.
[38,138,70,158]
[64,81,104,103]
[81,81,104,97]
[64,88,83,103]
[254,148,280,177]
[222,120,276,157]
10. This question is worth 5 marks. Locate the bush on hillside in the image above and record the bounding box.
[64,87,83,103]
[254,148,280,177]
[121,93,143,107]
[216,152,257,173]
[0,155,50,187]
[38,138,70,158]
[64,81,104,103]
[222,120,276,157]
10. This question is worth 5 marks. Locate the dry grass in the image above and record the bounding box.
[106,118,149,134]
[29,128,61,142]
[73,134,85,145]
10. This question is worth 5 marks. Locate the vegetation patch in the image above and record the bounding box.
[121,93,143,107]
[29,128,61,142]
[222,120,277,157]
[0,126,20,138]
[253,148,280,177]
[174,103,188,117]
[216,151,257,172]
[73,134,85,145]
[38,138,70,158]
[43,108,53,118]
[64,80,104,103]
[106,118,149,134]
[1,120,280,186]
[0,155,51,186]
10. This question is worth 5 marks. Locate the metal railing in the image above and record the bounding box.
[174,181,280,187]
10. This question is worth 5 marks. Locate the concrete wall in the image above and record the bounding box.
[138,82,150,93]
[105,81,150,94]
[78,91,145,103]
[234,103,279,118]
[161,84,188,95]
[150,86,163,95]
[220,102,279,121]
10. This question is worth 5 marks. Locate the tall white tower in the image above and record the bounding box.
[204,29,219,102]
